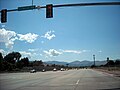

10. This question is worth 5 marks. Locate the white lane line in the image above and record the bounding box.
[32,84,34,85]
[76,80,79,84]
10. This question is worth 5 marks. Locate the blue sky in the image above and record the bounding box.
[0,0,120,62]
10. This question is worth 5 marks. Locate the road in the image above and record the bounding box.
[0,69,120,90]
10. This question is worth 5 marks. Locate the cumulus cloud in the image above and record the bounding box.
[0,28,17,49]
[1,25,5,28]
[40,54,43,56]
[19,51,31,58]
[0,49,5,54]
[17,33,38,43]
[0,28,39,49]
[0,49,7,57]
[62,50,81,54]
[59,49,90,54]
[82,50,90,53]
[43,49,62,57]
[41,31,55,40]
[28,48,39,52]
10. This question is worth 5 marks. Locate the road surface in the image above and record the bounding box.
[0,69,120,90]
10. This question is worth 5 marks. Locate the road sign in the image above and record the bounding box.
[18,5,36,11]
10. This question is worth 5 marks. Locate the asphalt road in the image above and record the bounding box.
[0,69,120,90]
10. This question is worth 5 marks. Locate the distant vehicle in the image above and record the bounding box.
[60,68,65,71]
[30,69,36,73]
[42,69,46,72]
[53,68,57,71]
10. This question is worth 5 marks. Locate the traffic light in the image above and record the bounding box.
[1,9,7,23]
[46,4,53,18]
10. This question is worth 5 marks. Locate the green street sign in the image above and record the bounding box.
[18,5,36,11]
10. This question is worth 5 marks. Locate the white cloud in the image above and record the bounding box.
[28,48,39,52]
[19,51,32,58]
[1,25,5,28]
[0,49,5,54]
[62,50,81,54]
[43,49,62,57]
[17,33,38,43]
[41,31,55,40]
[82,50,90,53]
[0,28,39,49]
[0,28,17,49]
[0,49,7,57]
[59,49,90,54]
[40,54,43,56]
[98,50,102,53]
[33,53,38,55]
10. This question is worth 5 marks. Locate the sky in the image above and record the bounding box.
[0,0,120,62]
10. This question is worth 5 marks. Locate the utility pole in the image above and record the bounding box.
[107,57,110,70]
[93,55,95,66]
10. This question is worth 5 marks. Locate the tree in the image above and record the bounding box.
[29,61,33,67]
[16,57,29,69]
[4,52,21,64]
[105,60,114,66]
[52,64,56,67]
[21,57,29,67]
[3,52,21,71]
[0,52,4,71]
[0,52,3,60]
[114,60,120,65]
[33,60,43,66]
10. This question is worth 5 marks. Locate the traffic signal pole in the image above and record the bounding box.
[1,2,120,13]
[0,2,120,23]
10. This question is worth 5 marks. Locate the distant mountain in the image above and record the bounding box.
[69,60,93,66]
[45,61,68,66]
[69,60,107,66]
[95,61,107,66]
[45,60,107,67]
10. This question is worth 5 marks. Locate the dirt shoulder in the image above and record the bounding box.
[94,67,120,77]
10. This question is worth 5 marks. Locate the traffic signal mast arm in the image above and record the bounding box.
[1,2,120,23]
[0,2,120,13]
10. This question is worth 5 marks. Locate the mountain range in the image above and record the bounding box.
[45,60,107,67]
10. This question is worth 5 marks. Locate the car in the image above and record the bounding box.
[42,69,46,72]
[60,68,65,71]
[30,69,36,73]
[53,68,57,71]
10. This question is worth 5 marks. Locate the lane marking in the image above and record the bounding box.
[32,84,35,85]
[76,80,79,84]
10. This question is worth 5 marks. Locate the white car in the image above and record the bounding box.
[30,69,36,73]
[53,68,57,71]
[60,68,65,71]
[42,69,46,72]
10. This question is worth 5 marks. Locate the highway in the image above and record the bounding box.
[0,69,120,90]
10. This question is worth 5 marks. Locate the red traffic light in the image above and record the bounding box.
[46,4,53,18]
[1,9,7,23]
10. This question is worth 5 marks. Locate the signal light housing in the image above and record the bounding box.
[46,4,53,18]
[1,9,7,23]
